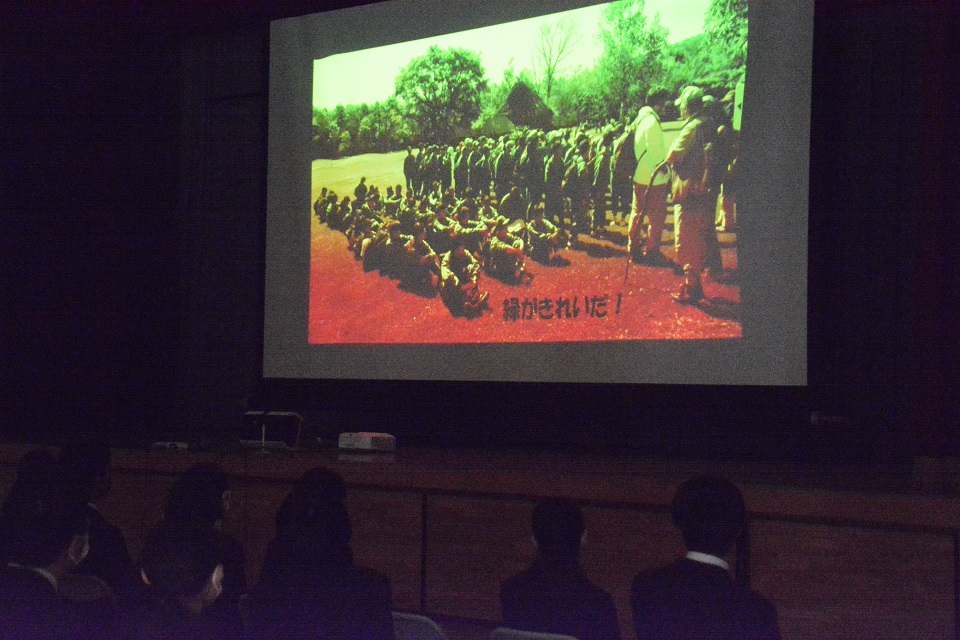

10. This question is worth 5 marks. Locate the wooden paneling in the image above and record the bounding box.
[752,521,954,640]
[230,480,289,588]
[425,495,531,620]
[581,506,683,640]
[347,489,423,611]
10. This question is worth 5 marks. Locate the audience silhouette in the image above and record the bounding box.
[0,448,787,640]
[0,452,96,639]
[127,522,227,640]
[243,466,394,640]
[500,498,621,640]
[58,440,132,593]
[631,475,781,640]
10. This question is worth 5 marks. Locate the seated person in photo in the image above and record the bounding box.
[453,205,489,257]
[440,236,489,314]
[58,439,132,594]
[498,185,527,223]
[127,522,226,640]
[428,203,457,256]
[500,499,621,640]
[0,459,97,640]
[401,224,442,289]
[631,475,781,640]
[379,220,414,280]
[488,217,530,282]
[244,466,393,640]
[526,202,565,263]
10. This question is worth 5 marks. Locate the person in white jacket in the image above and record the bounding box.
[628,90,669,262]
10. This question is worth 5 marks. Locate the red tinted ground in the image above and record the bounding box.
[309,152,740,345]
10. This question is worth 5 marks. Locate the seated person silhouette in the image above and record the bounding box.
[158,463,246,637]
[127,522,227,640]
[58,439,132,594]
[244,466,394,640]
[631,475,781,640]
[500,498,621,640]
[0,456,94,640]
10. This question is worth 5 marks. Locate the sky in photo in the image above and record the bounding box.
[313,0,713,111]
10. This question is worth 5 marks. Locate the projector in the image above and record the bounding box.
[337,432,396,452]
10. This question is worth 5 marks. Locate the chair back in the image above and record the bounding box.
[490,627,580,640]
[392,611,448,640]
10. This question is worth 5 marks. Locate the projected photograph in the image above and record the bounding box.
[308,0,746,345]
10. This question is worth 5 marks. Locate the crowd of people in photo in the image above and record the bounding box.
[313,84,741,313]
[0,440,780,640]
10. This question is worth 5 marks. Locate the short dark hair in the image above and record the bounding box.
[531,498,585,560]
[290,466,347,505]
[164,463,229,527]
[1,458,88,567]
[140,522,222,598]
[58,439,111,500]
[671,475,746,556]
[274,467,352,566]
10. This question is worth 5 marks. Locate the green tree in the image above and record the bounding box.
[338,130,352,157]
[394,46,488,143]
[661,34,741,100]
[550,69,607,128]
[358,100,403,153]
[596,0,668,121]
[704,0,748,69]
[312,107,340,159]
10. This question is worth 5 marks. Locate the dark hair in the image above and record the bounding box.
[289,466,347,505]
[140,522,222,598]
[671,475,746,556]
[531,498,585,561]
[164,463,229,527]
[273,467,352,567]
[0,457,88,567]
[58,439,111,500]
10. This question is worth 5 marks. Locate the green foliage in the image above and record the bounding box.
[596,0,668,121]
[476,64,518,126]
[549,69,607,128]
[312,107,340,158]
[337,130,352,157]
[394,45,488,144]
[659,32,745,111]
[311,0,748,157]
[704,0,748,69]
[312,97,419,159]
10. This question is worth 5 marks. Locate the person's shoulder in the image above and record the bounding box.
[571,570,616,605]
[346,563,391,590]
[731,585,781,639]
[501,564,537,592]
[736,583,778,616]
[631,558,698,597]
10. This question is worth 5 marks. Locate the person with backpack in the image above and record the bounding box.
[666,86,716,304]
[629,90,670,263]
